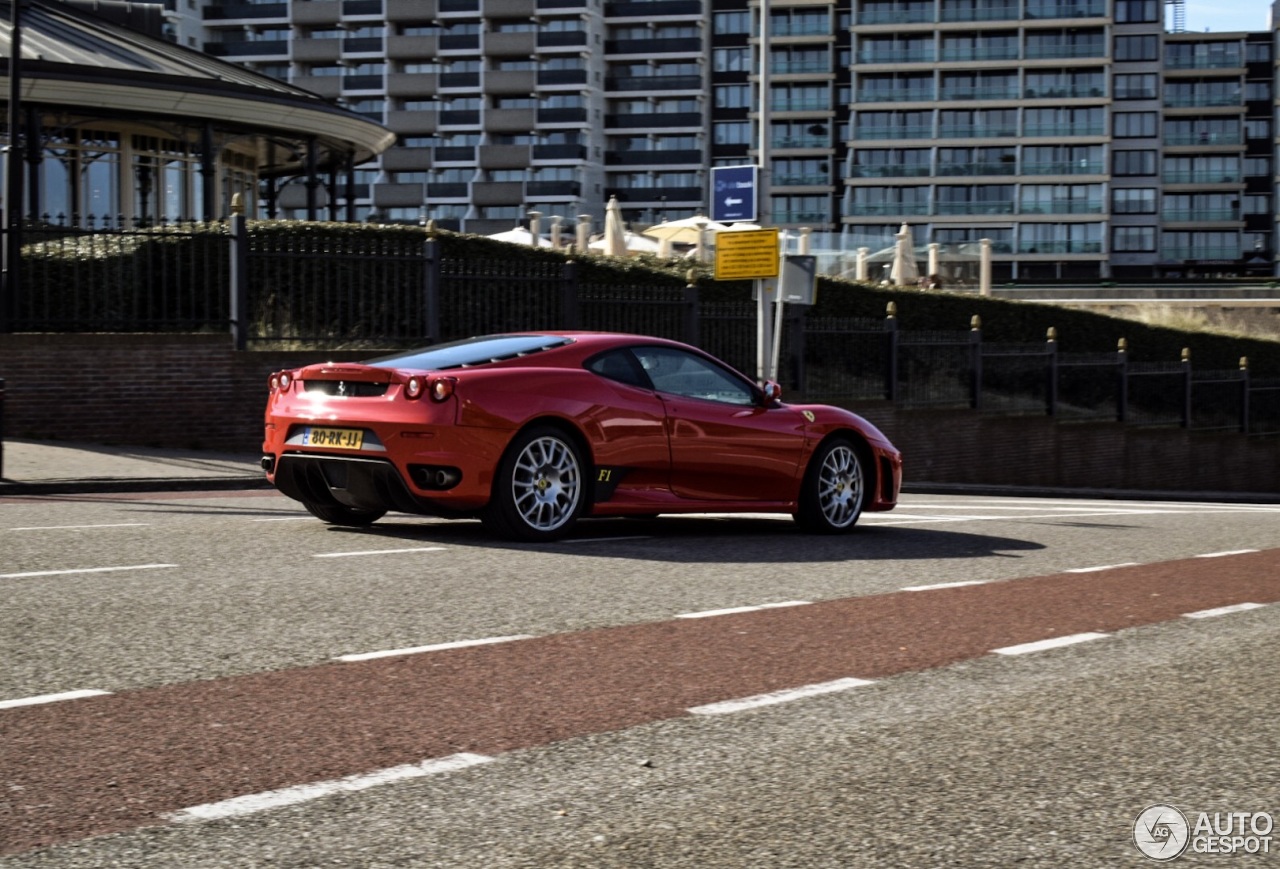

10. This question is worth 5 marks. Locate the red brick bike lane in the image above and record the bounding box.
[3,548,1278,855]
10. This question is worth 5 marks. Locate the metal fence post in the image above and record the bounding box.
[969,315,983,411]
[1181,347,1192,428]
[1240,356,1250,435]
[561,260,580,330]
[423,232,441,343]
[1116,338,1128,423]
[0,377,5,479]
[683,269,700,347]
[884,302,899,402]
[1045,326,1059,417]
[228,194,248,351]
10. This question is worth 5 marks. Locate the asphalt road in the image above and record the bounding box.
[2,490,1278,867]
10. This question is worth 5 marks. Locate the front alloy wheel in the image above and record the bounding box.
[483,427,586,541]
[795,437,866,533]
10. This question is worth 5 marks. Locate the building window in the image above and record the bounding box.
[1113,150,1157,176]
[715,84,751,110]
[1113,112,1157,138]
[1114,34,1158,61]
[714,47,750,73]
[1114,0,1159,23]
[713,10,751,35]
[1113,226,1156,252]
[1113,188,1157,214]
[1113,74,1157,100]
[714,121,751,145]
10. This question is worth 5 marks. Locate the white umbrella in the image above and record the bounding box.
[641,214,729,245]
[486,226,553,248]
[602,195,628,257]
[589,230,660,254]
[889,223,920,286]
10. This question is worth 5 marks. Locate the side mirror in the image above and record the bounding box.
[760,381,783,404]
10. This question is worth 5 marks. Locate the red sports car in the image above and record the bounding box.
[262,332,902,541]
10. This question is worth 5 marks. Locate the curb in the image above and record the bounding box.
[0,477,273,496]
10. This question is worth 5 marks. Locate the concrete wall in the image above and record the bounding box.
[2,334,1275,496]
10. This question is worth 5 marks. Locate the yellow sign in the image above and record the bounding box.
[714,229,780,280]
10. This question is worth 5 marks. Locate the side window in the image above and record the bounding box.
[632,347,754,406]
[586,350,649,388]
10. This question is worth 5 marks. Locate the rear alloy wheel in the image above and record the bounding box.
[302,500,386,527]
[484,427,586,542]
[795,437,866,533]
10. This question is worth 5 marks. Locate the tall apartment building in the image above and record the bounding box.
[188,0,1277,279]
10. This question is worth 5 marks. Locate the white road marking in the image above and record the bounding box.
[7,523,150,531]
[992,632,1110,656]
[1065,563,1141,573]
[1183,602,1266,620]
[677,601,811,619]
[688,677,875,716]
[163,753,494,823]
[560,535,651,544]
[0,564,178,580]
[313,547,445,558]
[250,516,314,523]
[901,580,990,592]
[0,689,113,710]
[1195,549,1260,558]
[336,635,535,662]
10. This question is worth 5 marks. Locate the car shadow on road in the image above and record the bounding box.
[324,515,1046,563]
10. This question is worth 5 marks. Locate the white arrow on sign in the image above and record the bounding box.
[725,197,742,206]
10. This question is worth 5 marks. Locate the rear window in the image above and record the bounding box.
[368,335,571,371]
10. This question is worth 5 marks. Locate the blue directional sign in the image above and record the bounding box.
[711,165,758,223]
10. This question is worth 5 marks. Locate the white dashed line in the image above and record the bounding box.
[992,632,1110,656]
[1065,563,1141,573]
[1195,549,1260,558]
[676,601,811,619]
[688,677,875,716]
[1183,602,1266,620]
[0,564,178,580]
[336,635,535,662]
[163,753,494,823]
[7,523,151,531]
[0,689,113,710]
[559,535,651,544]
[313,547,445,558]
[901,580,990,592]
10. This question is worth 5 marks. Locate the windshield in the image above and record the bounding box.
[367,335,571,371]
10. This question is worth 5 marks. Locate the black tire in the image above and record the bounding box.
[794,436,866,534]
[302,500,386,527]
[482,426,587,542]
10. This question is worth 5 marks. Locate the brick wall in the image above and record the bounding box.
[1,334,1275,495]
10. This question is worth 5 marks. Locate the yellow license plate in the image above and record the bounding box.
[302,426,364,449]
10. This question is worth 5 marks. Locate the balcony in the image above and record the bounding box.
[859,49,937,64]
[934,202,1016,215]
[538,69,588,86]
[438,110,481,126]
[433,146,475,162]
[439,72,481,89]
[606,37,703,55]
[856,89,936,103]
[1023,123,1105,137]
[386,0,438,22]
[486,108,538,133]
[291,1,341,26]
[385,111,438,135]
[605,75,702,92]
[605,149,702,166]
[1017,241,1103,254]
[939,48,1020,63]
[533,144,587,160]
[472,182,524,206]
[939,86,1021,101]
[1163,94,1243,108]
[605,112,701,129]
[613,186,701,203]
[938,3,1018,22]
[343,0,383,14]
[937,162,1017,176]
[342,37,384,54]
[386,35,438,59]
[428,183,469,198]
[382,148,432,172]
[1161,171,1241,184]
[1160,246,1242,260]
[937,124,1019,138]
[373,183,426,208]
[479,144,532,169]
[526,180,581,197]
[1023,1,1106,18]
[386,72,438,98]
[849,203,931,216]
[439,34,481,52]
[206,39,289,57]
[204,2,287,20]
[773,173,831,185]
[1022,160,1104,175]
[1161,209,1239,222]
[1024,44,1105,61]
[857,9,936,25]
[485,32,537,56]
[343,74,383,91]
[1018,200,1104,214]
[537,31,588,48]
[856,125,934,140]
[605,1,701,17]
[1163,132,1243,146]
[849,166,932,178]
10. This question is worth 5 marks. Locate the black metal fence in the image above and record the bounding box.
[3,218,1278,438]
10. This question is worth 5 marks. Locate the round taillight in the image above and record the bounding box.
[278,372,291,390]
[405,376,424,400]
[430,378,455,402]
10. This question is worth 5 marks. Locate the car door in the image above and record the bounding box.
[631,345,806,501]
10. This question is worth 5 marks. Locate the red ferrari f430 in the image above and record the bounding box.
[262,332,902,541]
